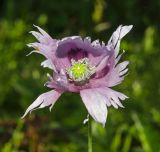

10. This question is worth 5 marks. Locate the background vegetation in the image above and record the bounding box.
[0,0,160,151]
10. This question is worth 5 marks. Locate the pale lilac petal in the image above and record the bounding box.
[80,89,108,126]
[103,60,127,87]
[84,37,91,44]
[105,70,125,87]
[47,69,68,90]
[114,26,133,57]
[87,41,112,66]
[25,25,131,124]
[56,36,83,57]
[119,25,133,39]
[88,53,107,67]
[29,31,43,42]
[115,50,125,65]
[107,88,128,107]
[27,42,70,71]
[89,88,111,107]
[116,61,129,72]
[29,30,50,44]
[108,25,133,46]
[41,59,57,72]
[22,90,62,118]
[27,42,55,59]
[108,25,133,57]
[108,25,122,45]
[53,57,71,72]
[119,68,128,76]
[106,70,124,87]
[33,25,53,44]
[56,36,107,69]
[92,59,129,88]
[26,50,40,56]
[57,36,101,56]
[83,38,107,56]
[95,87,127,108]
[28,26,59,71]
[91,39,101,48]
[96,55,109,73]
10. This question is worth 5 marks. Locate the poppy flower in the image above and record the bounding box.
[22,25,133,126]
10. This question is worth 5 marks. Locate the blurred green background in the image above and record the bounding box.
[0,0,160,151]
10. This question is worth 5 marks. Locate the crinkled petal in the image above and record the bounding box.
[47,69,68,90]
[96,55,109,73]
[57,36,106,57]
[108,25,133,57]
[88,42,112,66]
[56,36,109,66]
[108,25,133,46]
[88,53,107,67]
[84,37,91,44]
[94,53,115,79]
[116,61,129,72]
[55,36,108,69]
[115,50,125,65]
[80,89,108,126]
[106,88,127,109]
[106,60,129,87]
[95,87,128,108]
[106,70,124,87]
[41,59,57,72]
[119,68,128,76]
[27,41,69,71]
[27,42,55,59]
[29,31,44,43]
[91,58,129,88]
[56,36,83,57]
[22,90,62,118]
[28,26,62,71]
[32,25,54,44]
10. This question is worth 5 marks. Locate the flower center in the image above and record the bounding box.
[67,58,96,83]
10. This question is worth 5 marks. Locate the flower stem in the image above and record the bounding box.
[88,115,92,152]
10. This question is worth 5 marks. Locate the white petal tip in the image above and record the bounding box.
[120,104,125,108]
[49,102,55,111]
[49,106,52,112]
[122,50,126,53]
[21,112,28,119]
[123,25,133,31]
[33,24,38,28]
[26,43,33,47]
[26,51,34,56]
[129,25,133,28]
[29,31,33,34]
[26,53,31,56]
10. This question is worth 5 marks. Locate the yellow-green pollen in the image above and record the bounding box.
[67,58,96,82]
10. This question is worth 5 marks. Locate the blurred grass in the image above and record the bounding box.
[0,0,160,151]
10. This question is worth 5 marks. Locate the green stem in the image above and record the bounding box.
[88,115,92,152]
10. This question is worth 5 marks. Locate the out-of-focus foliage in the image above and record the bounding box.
[0,0,160,151]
